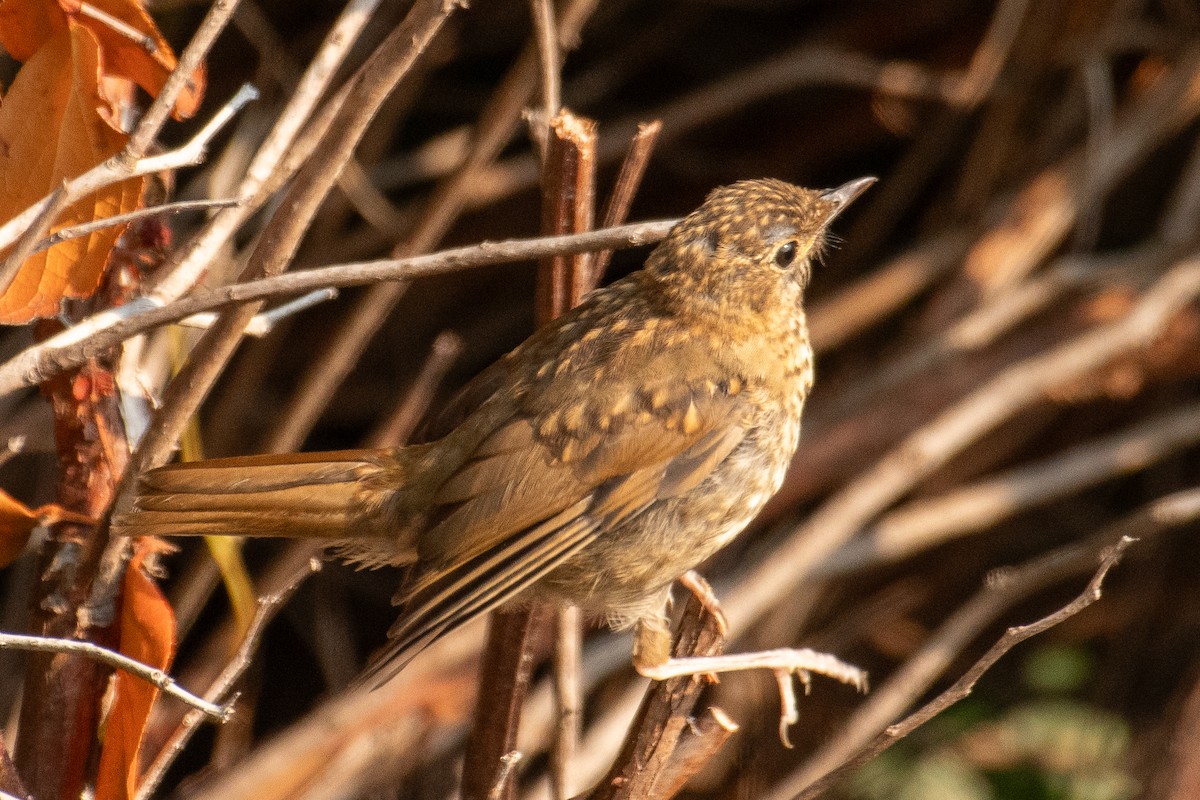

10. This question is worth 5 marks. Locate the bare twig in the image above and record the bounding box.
[148,0,387,302]
[34,198,241,253]
[85,0,464,643]
[552,606,583,800]
[592,121,662,277]
[528,0,561,129]
[136,556,322,800]
[78,2,158,52]
[0,220,675,400]
[462,609,546,800]
[784,535,1136,800]
[177,289,339,337]
[121,0,238,164]
[0,84,257,273]
[0,631,229,720]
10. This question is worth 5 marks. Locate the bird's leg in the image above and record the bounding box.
[677,570,729,637]
[632,608,868,747]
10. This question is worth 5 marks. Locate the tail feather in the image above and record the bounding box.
[114,450,415,559]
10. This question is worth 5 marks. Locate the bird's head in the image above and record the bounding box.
[647,177,875,316]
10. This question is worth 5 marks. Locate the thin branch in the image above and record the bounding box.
[0,220,675,400]
[785,535,1136,800]
[582,591,731,800]
[85,0,465,642]
[462,609,547,800]
[592,121,662,277]
[552,606,583,800]
[528,0,561,126]
[135,555,322,800]
[121,0,240,164]
[78,2,158,52]
[34,198,241,253]
[177,288,339,337]
[148,0,388,302]
[0,632,229,720]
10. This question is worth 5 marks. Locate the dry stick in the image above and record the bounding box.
[120,0,233,165]
[229,0,406,236]
[463,609,547,800]
[85,0,462,630]
[148,0,385,302]
[135,555,322,800]
[783,534,1140,800]
[0,221,674,400]
[544,113,596,800]
[528,0,561,132]
[33,198,240,253]
[261,0,601,456]
[0,81,256,265]
[78,2,157,51]
[178,289,339,337]
[591,121,662,278]
[583,593,736,800]
[365,330,464,447]
[0,632,227,719]
[723,254,1200,638]
[825,401,1200,575]
[464,108,599,800]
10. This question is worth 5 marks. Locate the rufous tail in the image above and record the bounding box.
[114,450,415,562]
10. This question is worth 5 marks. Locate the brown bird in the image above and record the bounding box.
[116,177,873,703]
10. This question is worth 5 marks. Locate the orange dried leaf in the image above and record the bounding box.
[94,540,177,800]
[0,23,144,324]
[0,0,204,119]
[0,0,67,61]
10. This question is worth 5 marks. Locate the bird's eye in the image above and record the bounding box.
[774,240,798,268]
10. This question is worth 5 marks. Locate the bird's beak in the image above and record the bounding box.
[819,176,877,222]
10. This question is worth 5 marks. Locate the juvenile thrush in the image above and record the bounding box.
[116,177,874,701]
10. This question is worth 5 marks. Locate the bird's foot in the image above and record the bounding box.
[634,646,868,748]
[677,570,729,637]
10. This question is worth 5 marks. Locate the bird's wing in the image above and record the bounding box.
[359,380,746,685]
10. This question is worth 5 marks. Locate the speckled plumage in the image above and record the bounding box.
[118,178,871,683]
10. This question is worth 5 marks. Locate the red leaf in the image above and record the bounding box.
[94,540,177,800]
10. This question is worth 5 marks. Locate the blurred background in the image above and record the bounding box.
[3,0,1200,798]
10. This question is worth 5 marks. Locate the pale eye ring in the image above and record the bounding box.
[774,240,798,268]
